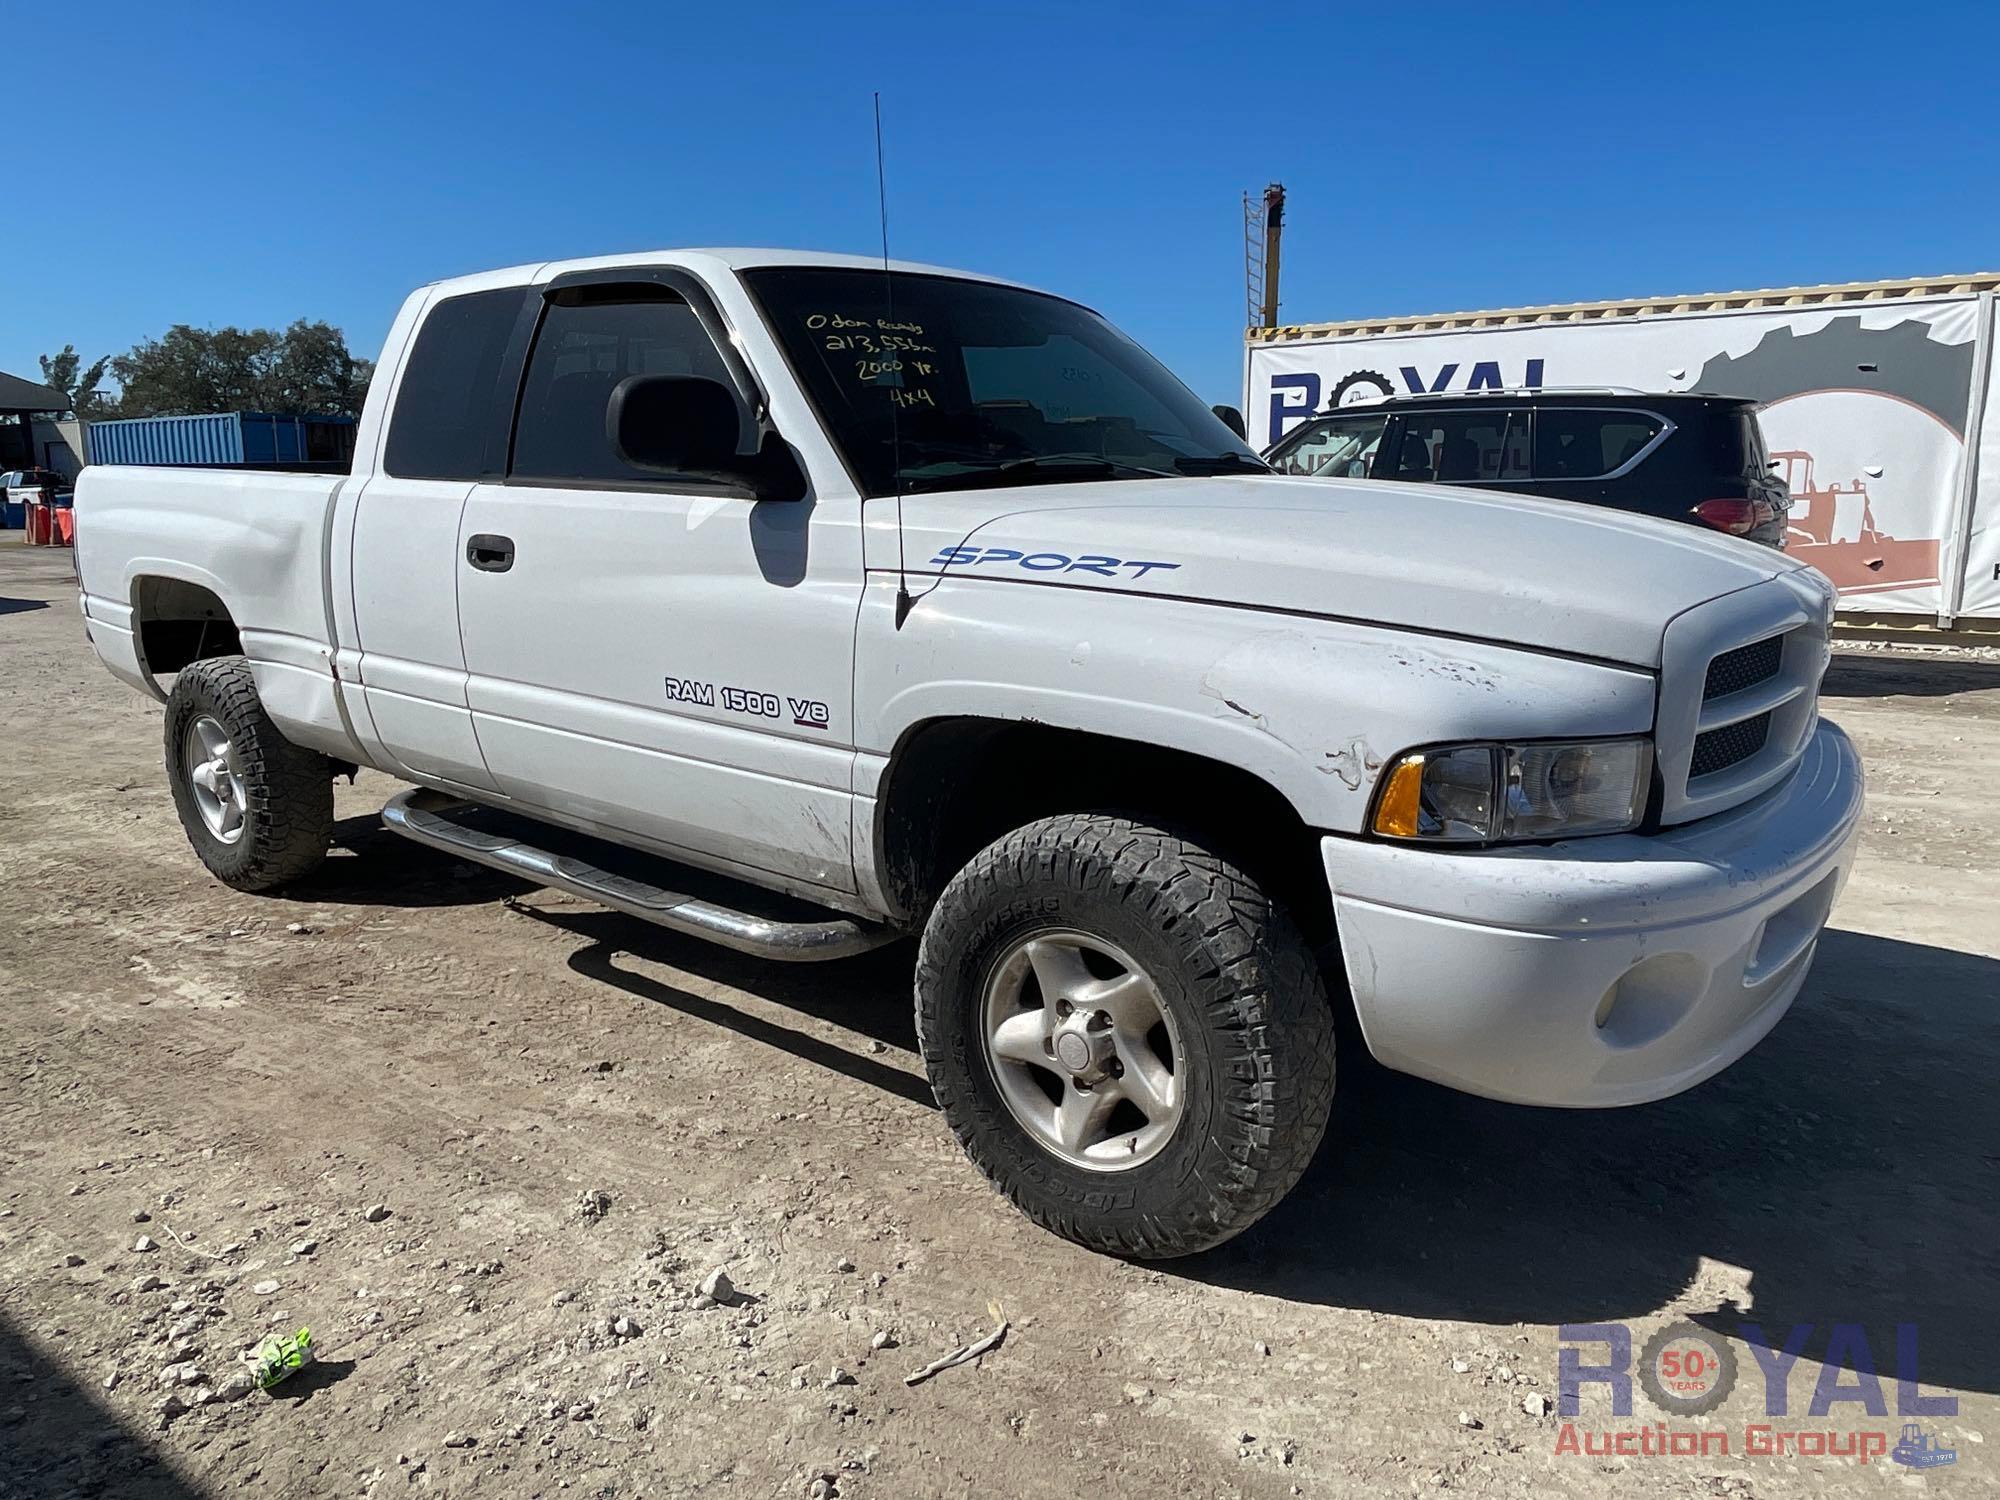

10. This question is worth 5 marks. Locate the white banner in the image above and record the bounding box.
[1958,295,2000,618]
[1248,298,1988,616]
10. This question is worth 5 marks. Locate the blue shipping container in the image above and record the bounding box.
[85,412,355,467]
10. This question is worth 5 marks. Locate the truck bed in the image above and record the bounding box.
[73,463,350,711]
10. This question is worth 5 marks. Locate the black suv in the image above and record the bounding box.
[1263,390,1788,547]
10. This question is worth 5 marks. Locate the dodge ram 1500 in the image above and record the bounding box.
[75,249,1863,1256]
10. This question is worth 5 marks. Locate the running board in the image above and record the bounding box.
[380,789,896,962]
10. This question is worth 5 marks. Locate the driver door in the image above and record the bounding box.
[454,273,864,893]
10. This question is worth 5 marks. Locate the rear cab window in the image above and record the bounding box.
[384,287,527,481]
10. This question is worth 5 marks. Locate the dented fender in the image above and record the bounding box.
[854,576,1656,835]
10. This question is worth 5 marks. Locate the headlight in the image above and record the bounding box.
[1371,738,1653,844]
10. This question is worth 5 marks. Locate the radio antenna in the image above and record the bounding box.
[875,91,915,627]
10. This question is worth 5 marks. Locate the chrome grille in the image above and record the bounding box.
[1703,635,1785,701]
[1689,712,1772,779]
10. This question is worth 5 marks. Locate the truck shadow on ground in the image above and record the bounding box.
[527,911,2000,1399]
[0,1315,207,1499]
[1190,925,2000,1399]
[525,904,932,1108]
[275,815,529,910]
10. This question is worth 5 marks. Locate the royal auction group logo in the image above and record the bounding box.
[1556,1321,1960,1468]
[1637,1322,1738,1416]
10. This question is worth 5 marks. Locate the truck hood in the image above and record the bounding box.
[900,474,1807,668]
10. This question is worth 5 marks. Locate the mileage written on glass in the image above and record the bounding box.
[805,312,940,409]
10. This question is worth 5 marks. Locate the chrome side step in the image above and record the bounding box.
[380,788,896,962]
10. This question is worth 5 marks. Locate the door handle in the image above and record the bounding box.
[466,534,515,572]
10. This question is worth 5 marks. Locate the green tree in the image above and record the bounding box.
[109,325,277,418]
[37,345,111,417]
[264,320,374,418]
[108,322,372,419]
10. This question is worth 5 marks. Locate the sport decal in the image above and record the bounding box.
[927,546,1181,579]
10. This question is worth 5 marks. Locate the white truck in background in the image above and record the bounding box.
[74,249,1863,1257]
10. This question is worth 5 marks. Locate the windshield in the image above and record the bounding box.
[743,267,1265,496]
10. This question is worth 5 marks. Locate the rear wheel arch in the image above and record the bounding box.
[132,575,242,681]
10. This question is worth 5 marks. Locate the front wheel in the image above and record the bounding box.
[915,813,1336,1258]
[164,655,333,892]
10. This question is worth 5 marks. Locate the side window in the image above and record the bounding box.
[510,287,733,485]
[1388,410,1529,483]
[384,287,526,481]
[1532,410,1664,479]
[1271,415,1386,478]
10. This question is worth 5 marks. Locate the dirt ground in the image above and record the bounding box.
[2,539,1996,1500]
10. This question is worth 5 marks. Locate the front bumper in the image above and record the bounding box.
[1321,720,1864,1107]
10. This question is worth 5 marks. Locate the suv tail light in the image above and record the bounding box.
[1691,497,1776,535]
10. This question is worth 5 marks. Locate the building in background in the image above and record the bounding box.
[0,370,69,474]
[1246,273,2000,625]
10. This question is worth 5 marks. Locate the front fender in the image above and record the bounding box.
[854,576,1656,834]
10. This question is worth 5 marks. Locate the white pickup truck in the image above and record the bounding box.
[75,249,1863,1257]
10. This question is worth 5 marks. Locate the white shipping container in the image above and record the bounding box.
[1245,274,2000,622]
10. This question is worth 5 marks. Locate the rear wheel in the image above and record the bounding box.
[915,813,1336,1258]
[164,656,333,891]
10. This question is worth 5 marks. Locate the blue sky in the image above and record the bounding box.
[5,0,1993,407]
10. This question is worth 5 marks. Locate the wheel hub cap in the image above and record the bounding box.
[1052,1025,1098,1075]
[185,715,247,845]
[979,930,1184,1172]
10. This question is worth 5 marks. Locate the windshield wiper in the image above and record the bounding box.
[996,453,1177,481]
[898,452,1178,493]
[1171,452,1273,476]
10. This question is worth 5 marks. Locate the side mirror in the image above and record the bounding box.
[611,374,743,472]
[608,375,808,501]
[1211,404,1247,440]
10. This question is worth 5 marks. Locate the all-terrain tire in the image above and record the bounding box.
[915,813,1336,1258]
[164,655,333,892]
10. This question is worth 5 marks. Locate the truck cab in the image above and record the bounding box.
[73,250,1864,1258]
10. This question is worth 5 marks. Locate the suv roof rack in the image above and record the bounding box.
[1326,386,1750,413]
[1370,385,1655,402]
